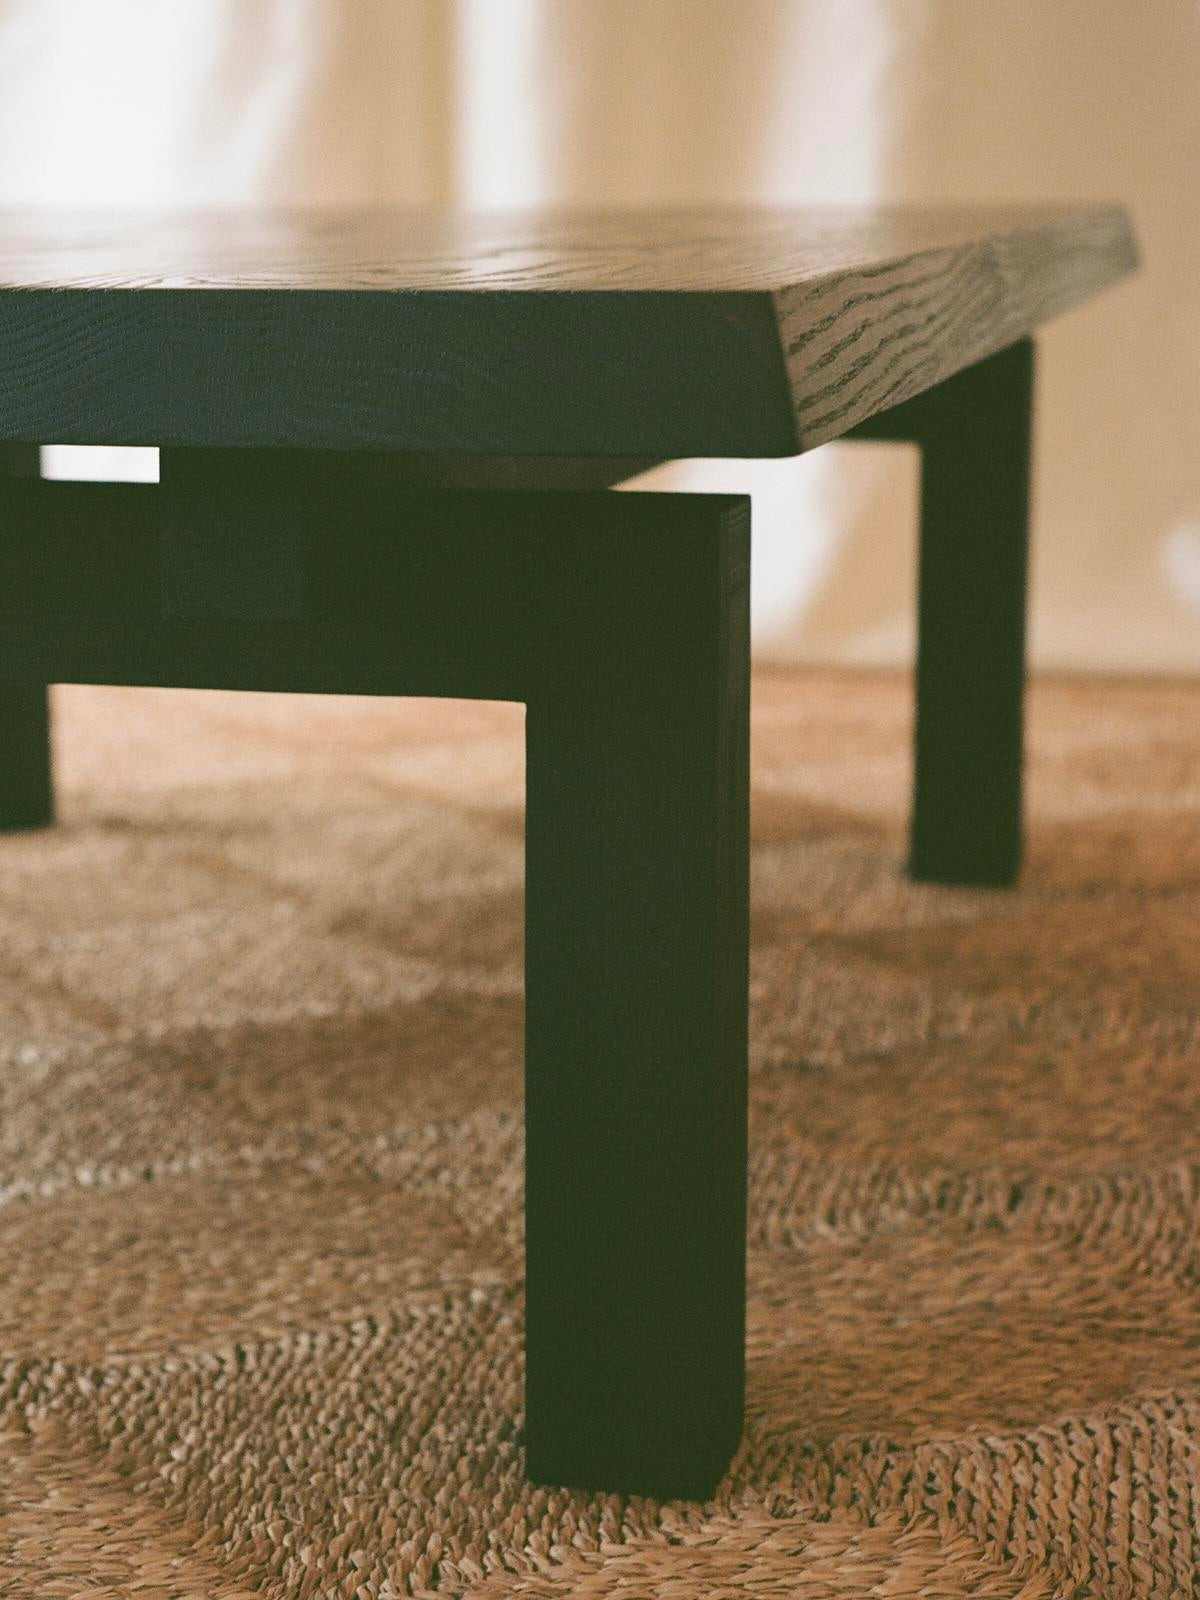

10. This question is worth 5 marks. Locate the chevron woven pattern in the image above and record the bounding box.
[1,670,1198,1598]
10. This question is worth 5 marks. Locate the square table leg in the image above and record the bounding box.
[524,495,750,1499]
[0,680,53,831]
[910,340,1034,886]
[0,443,53,832]
[847,339,1035,886]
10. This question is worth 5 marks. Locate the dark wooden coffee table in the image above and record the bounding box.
[0,204,1135,1499]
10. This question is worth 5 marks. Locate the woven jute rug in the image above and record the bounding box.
[2,669,1199,1599]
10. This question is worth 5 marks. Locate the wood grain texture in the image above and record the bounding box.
[0,205,1134,456]
[774,208,1133,449]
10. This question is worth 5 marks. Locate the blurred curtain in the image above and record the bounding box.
[0,0,1195,672]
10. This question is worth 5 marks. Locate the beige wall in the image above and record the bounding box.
[1,0,1195,671]
[781,2,1200,674]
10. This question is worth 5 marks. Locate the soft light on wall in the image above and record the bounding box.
[2,1,1196,672]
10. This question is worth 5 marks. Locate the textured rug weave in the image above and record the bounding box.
[2,669,1199,1599]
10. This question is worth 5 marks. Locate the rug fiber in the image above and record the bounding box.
[1,669,1199,1598]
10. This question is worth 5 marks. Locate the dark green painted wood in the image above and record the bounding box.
[0,443,52,831]
[848,340,1034,885]
[525,495,749,1498]
[0,464,751,1499]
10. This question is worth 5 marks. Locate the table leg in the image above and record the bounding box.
[0,462,752,1497]
[0,444,53,832]
[524,494,750,1499]
[846,340,1034,886]
[911,340,1034,886]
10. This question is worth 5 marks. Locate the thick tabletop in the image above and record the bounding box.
[0,205,1135,457]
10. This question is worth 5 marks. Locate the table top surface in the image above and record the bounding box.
[0,204,1136,456]
[0,202,1133,294]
